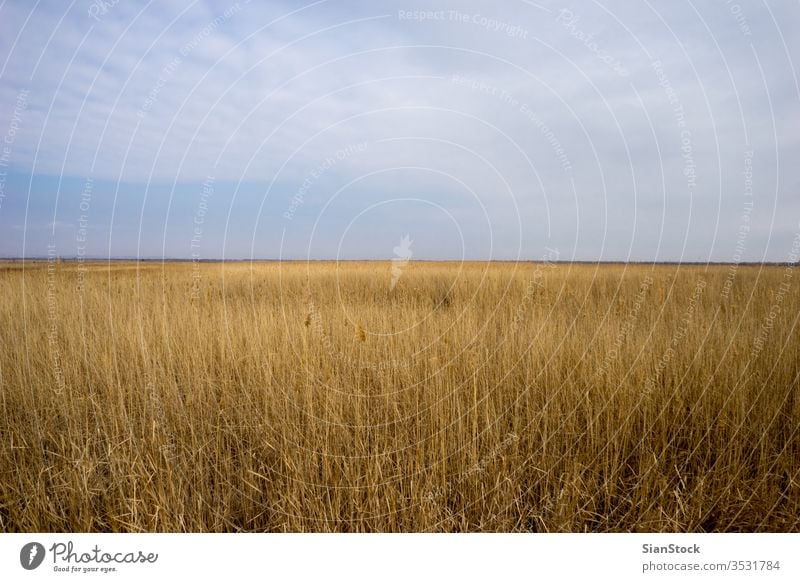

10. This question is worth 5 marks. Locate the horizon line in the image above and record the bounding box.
[1,257,797,267]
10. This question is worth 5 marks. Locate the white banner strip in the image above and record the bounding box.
[1,533,798,581]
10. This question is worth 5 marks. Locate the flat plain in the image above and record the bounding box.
[0,260,798,531]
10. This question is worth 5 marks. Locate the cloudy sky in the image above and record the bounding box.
[0,0,797,260]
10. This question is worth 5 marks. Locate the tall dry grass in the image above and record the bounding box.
[0,260,798,531]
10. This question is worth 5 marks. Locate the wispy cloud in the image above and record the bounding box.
[0,0,798,260]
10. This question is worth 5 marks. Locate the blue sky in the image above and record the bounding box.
[0,0,798,260]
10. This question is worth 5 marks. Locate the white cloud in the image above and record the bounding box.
[1,0,798,260]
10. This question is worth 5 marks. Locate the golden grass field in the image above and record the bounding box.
[0,260,798,532]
